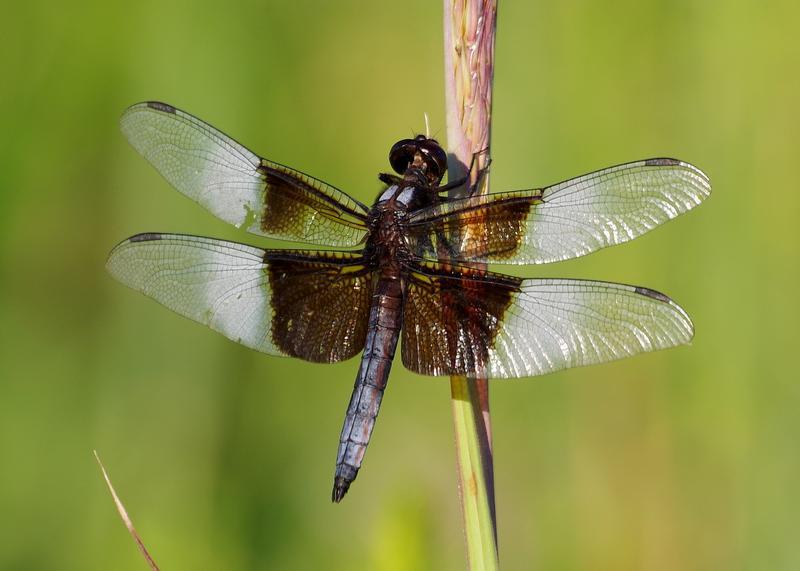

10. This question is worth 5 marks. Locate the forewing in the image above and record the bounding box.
[107,233,375,363]
[406,159,710,264]
[120,102,369,247]
[402,264,694,378]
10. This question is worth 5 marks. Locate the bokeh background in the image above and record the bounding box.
[1,1,797,569]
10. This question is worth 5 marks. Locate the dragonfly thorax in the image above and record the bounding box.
[375,184,427,208]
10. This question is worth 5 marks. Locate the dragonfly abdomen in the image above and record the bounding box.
[332,277,403,502]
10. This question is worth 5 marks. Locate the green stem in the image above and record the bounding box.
[451,376,498,568]
[443,1,499,568]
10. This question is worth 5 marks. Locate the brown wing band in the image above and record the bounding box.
[402,263,523,376]
[266,251,375,363]
[259,161,369,238]
[407,193,542,262]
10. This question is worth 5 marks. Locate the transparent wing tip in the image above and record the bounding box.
[647,157,712,201]
[106,233,163,277]
[633,285,696,344]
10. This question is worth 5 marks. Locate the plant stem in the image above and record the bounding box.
[443,1,499,569]
[94,451,160,571]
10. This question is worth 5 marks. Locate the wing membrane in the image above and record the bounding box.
[120,102,369,247]
[107,233,375,362]
[405,159,710,264]
[402,263,694,378]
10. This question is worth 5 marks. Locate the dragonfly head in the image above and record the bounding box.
[389,135,448,185]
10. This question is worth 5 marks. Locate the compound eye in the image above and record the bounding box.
[421,143,448,179]
[389,139,417,175]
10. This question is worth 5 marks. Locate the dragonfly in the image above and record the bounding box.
[107,101,710,502]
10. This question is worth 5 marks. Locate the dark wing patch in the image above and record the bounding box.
[266,251,375,363]
[402,263,522,377]
[404,191,542,263]
[259,160,370,247]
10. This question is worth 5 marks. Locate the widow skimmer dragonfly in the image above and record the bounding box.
[107,102,710,502]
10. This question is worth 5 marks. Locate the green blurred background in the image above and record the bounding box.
[1,1,797,569]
